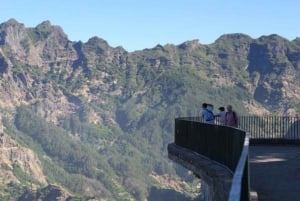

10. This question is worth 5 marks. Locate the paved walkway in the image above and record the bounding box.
[249,145,300,201]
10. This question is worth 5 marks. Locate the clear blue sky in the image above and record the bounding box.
[1,0,300,52]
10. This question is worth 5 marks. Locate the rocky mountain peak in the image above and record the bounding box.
[86,36,110,50]
[0,19,73,66]
[292,37,300,45]
[37,20,52,27]
[0,18,27,54]
[2,18,23,26]
[35,20,68,41]
[215,33,252,43]
[178,39,200,51]
[257,34,288,42]
[254,34,290,55]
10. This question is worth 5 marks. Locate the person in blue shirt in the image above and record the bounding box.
[201,103,215,124]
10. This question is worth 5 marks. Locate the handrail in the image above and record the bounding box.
[228,132,250,201]
[170,117,250,201]
[174,117,246,172]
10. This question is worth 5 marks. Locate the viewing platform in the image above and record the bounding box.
[168,116,300,201]
[249,145,300,201]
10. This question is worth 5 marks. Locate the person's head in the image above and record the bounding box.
[227,105,233,112]
[202,103,207,109]
[219,107,225,111]
[207,104,213,111]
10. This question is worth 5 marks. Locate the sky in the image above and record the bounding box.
[1,0,300,52]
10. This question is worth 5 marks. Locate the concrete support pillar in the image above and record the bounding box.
[201,180,213,201]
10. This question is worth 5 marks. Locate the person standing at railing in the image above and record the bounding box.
[225,105,238,127]
[201,103,215,124]
[215,106,226,125]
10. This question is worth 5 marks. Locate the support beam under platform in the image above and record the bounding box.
[168,143,233,201]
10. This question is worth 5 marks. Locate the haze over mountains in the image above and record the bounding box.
[0,19,299,200]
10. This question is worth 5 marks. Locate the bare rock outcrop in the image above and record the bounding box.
[0,132,47,185]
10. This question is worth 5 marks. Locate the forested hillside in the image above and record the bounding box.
[0,19,299,200]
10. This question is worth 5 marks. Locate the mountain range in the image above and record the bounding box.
[0,18,299,201]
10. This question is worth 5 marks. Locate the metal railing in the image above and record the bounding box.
[200,115,300,142]
[174,117,246,172]
[170,117,250,201]
[238,116,299,140]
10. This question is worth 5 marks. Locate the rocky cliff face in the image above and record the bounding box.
[0,132,46,186]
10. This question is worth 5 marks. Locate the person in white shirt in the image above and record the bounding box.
[215,106,226,125]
